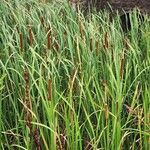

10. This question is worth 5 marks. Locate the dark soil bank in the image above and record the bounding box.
[80,0,150,14]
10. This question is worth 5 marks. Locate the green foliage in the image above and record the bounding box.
[0,75,5,91]
[0,0,150,150]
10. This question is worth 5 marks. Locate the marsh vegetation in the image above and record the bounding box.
[0,0,150,149]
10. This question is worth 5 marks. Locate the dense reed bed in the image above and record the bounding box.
[0,0,150,149]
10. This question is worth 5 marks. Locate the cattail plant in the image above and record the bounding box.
[54,40,59,51]
[56,133,67,150]
[47,25,51,49]
[78,18,84,39]
[96,40,99,56]
[33,128,41,150]
[40,16,45,28]
[90,38,93,51]
[120,49,125,80]
[104,103,109,125]
[28,25,33,46]
[23,68,32,131]
[103,32,109,52]
[23,68,41,150]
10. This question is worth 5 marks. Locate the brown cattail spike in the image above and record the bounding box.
[90,38,93,51]
[54,40,59,51]
[120,49,125,79]
[56,133,67,150]
[23,68,32,130]
[29,25,33,46]
[79,19,84,39]
[48,79,52,101]
[103,32,109,51]
[23,69,41,150]
[40,16,45,27]
[33,128,41,150]
[104,103,109,125]
[47,26,51,49]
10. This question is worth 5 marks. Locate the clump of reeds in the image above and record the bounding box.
[1,1,150,149]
